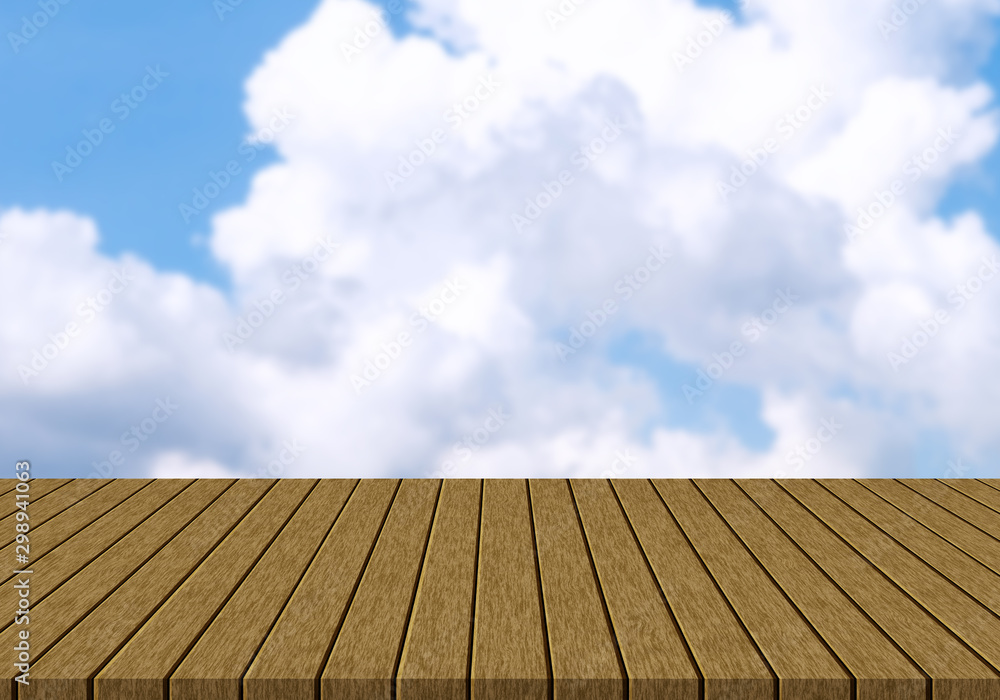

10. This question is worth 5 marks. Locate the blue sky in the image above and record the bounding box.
[2,0,996,289]
[1,0,322,286]
[3,0,999,477]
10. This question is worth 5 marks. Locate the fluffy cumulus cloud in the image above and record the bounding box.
[5,0,1000,478]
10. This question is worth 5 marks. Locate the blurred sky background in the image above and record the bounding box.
[1,0,998,479]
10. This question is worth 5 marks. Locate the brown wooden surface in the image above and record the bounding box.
[656,479,851,700]
[170,479,357,700]
[616,479,773,700]
[321,479,439,700]
[471,479,549,700]
[242,478,398,700]
[572,479,699,700]
[740,479,1000,700]
[697,479,926,700]
[397,479,480,700]
[4,478,1000,699]
[532,479,623,700]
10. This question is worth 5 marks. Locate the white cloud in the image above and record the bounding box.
[149,451,242,479]
[6,0,1000,477]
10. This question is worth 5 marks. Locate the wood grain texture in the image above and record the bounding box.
[699,479,926,700]
[397,479,480,700]
[864,480,1000,575]
[532,479,624,700]
[243,479,399,700]
[741,479,1000,700]
[784,479,1000,670]
[471,479,550,700]
[0,479,99,548]
[0,479,70,520]
[13,479,246,700]
[321,479,440,700]
[6,478,1000,699]
[0,479,149,592]
[170,479,357,700]
[920,479,1000,538]
[823,479,1000,615]
[655,479,852,700]
[614,479,773,700]
[0,479,171,647]
[96,479,315,700]
[571,479,699,700]
[948,480,1000,511]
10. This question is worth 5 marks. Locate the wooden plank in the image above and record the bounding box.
[739,479,999,700]
[0,479,151,591]
[783,479,1000,669]
[169,479,358,700]
[321,479,440,700]
[0,479,170,635]
[653,479,851,700]
[0,479,21,533]
[242,479,399,700]
[8,477,1000,696]
[867,479,1000,573]
[825,479,1000,614]
[614,479,773,700]
[939,479,1000,519]
[95,479,317,700]
[531,479,624,700]
[0,479,70,520]
[697,479,926,700]
[397,479,481,700]
[14,479,262,700]
[471,479,550,700]
[571,479,699,700]
[0,479,229,700]
[0,479,20,520]
[898,479,1000,552]
[0,479,107,548]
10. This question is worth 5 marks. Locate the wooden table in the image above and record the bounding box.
[3,478,1000,699]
